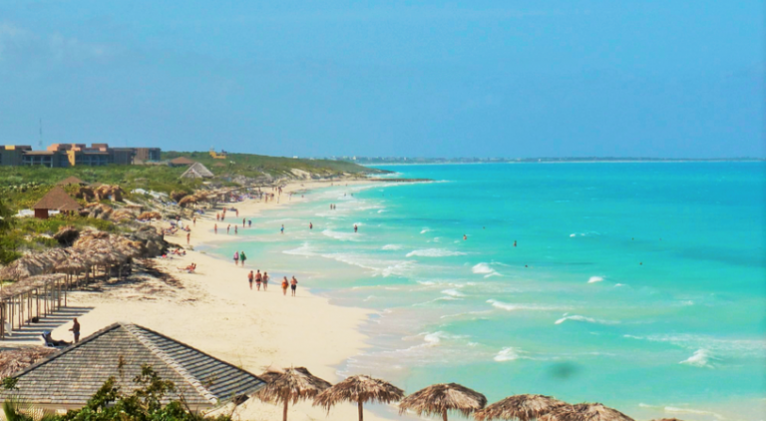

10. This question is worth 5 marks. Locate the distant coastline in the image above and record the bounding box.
[341,157,765,166]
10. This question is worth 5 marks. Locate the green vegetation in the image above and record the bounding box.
[0,151,380,262]
[0,199,20,264]
[164,151,381,179]
[3,365,233,421]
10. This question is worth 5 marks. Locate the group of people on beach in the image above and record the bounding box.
[246,270,298,296]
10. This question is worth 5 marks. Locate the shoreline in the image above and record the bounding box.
[44,178,400,421]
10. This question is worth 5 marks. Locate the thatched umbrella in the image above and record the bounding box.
[314,375,404,421]
[475,395,569,421]
[258,367,332,421]
[539,403,634,421]
[0,347,58,378]
[399,383,487,421]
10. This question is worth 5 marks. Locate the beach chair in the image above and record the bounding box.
[41,332,67,349]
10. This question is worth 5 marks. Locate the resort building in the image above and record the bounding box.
[0,144,162,167]
[1,322,266,413]
[1,145,32,166]
[32,186,82,219]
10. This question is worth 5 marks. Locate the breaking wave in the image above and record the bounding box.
[406,248,466,258]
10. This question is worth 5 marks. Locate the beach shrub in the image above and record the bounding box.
[0,199,20,264]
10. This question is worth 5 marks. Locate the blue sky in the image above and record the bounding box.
[0,1,763,158]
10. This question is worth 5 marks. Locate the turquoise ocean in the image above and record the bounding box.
[212,163,766,421]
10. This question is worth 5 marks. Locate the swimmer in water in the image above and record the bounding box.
[463,234,467,240]
[513,240,517,247]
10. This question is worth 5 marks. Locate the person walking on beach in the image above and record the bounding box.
[243,218,246,227]
[354,224,358,233]
[309,222,313,230]
[216,213,220,221]
[255,270,262,291]
[193,217,196,227]
[262,272,269,291]
[214,224,218,234]
[248,220,252,228]
[248,270,254,290]
[291,276,298,297]
[235,226,238,235]
[240,251,247,266]
[227,225,231,234]
[280,224,284,234]
[281,277,289,296]
[69,318,80,343]
[187,232,190,245]
[233,251,239,265]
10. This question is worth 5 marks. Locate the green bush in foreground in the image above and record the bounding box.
[3,365,233,421]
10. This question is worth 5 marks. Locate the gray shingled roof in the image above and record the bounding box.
[2,323,265,409]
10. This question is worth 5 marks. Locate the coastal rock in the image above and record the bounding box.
[53,225,80,246]
[171,190,189,202]
[126,225,169,257]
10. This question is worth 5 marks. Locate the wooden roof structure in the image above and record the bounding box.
[56,176,88,186]
[180,162,214,179]
[2,322,266,410]
[169,156,196,166]
[33,187,81,212]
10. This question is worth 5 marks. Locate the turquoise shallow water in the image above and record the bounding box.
[213,163,766,421]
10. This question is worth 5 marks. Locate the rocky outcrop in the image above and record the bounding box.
[53,225,80,246]
[126,225,169,257]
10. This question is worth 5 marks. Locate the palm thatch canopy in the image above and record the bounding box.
[0,347,59,378]
[73,230,142,265]
[475,395,570,421]
[0,274,67,299]
[314,375,404,421]
[400,383,487,421]
[258,367,332,421]
[259,367,332,404]
[0,249,72,281]
[539,403,634,421]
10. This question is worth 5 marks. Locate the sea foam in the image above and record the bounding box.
[679,349,714,368]
[406,248,466,258]
[472,263,502,278]
[588,276,604,284]
[555,315,620,325]
[494,347,521,362]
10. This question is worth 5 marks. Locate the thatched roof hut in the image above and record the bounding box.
[314,375,404,421]
[33,186,81,219]
[0,249,73,281]
[399,383,487,421]
[73,230,142,265]
[169,156,195,166]
[539,403,634,421]
[181,162,214,179]
[259,367,332,421]
[0,347,59,379]
[474,394,569,421]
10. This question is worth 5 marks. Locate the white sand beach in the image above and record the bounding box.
[47,179,399,421]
